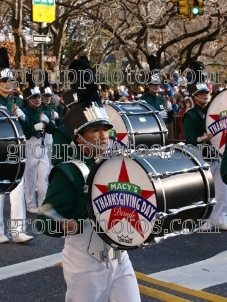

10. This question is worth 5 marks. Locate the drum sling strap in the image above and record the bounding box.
[68,159,123,269]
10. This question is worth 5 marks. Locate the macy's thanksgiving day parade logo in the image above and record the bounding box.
[93,159,157,244]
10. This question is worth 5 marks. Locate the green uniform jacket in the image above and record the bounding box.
[51,124,73,166]
[43,104,62,127]
[0,94,24,110]
[182,104,205,146]
[36,155,95,237]
[19,106,56,140]
[142,92,174,124]
[221,144,227,184]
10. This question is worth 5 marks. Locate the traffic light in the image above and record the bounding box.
[178,0,189,16]
[191,0,204,16]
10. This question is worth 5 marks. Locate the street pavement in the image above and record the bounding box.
[1,197,227,302]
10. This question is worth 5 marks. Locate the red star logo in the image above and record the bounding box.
[209,114,227,149]
[116,133,127,142]
[94,159,155,238]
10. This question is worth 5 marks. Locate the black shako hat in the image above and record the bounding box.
[40,86,52,96]
[187,60,209,96]
[23,72,41,99]
[187,82,210,96]
[63,58,112,139]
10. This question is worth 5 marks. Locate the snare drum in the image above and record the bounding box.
[104,101,168,148]
[206,89,227,155]
[85,144,215,250]
[0,106,26,194]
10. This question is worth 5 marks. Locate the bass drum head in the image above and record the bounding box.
[206,89,227,155]
[86,156,157,250]
[0,106,25,194]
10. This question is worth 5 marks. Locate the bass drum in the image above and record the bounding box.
[0,106,26,194]
[85,143,215,250]
[206,89,227,155]
[103,100,168,148]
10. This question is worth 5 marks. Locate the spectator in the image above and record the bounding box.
[126,86,135,101]
[113,85,121,100]
[119,85,129,97]
[169,96,179,114]
[185,96,193,112]
[118,96,128,102]
[170,70,181,87]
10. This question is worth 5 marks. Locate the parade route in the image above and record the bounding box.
[1,199,227,301]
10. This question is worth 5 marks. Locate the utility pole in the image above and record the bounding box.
[38,23,44,80]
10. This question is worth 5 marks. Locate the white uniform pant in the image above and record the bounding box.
[210,161,227,224]
[0,178,26,235]
[45,133,53,171]
[62,222,141,302]
[24,137,50,209]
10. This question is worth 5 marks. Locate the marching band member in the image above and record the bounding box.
[36,58,141,302]
[40,86,62,166]
[0,47,33,243]
[16,83,55,214]
[142,74,174,123]
[183,81,227,231]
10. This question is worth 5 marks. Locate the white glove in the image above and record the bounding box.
[14,108,25,121]
[165,100,172,112]
[40,114,49,124]
[34,123,44,131]
[159,110,168,119]
[54,111,59,119]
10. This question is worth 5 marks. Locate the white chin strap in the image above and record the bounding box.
[0,86,13,93]
[77,133,108,151]
[29,99,41,107]
[148,86,160,93]
[194,95,208,103]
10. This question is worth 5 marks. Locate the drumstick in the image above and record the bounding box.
[197,135,209,143]
[38,203,64,221]
[38,204,79,234]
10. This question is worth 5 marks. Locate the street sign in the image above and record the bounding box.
[27,49,40,56]
[32,35,52,43]
[32,0,55,23]
[43,56,56,62]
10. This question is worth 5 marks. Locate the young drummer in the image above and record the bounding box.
[183,82,227,231]
[36,59,141,302]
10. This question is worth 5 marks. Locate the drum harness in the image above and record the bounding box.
[68,159,123,269]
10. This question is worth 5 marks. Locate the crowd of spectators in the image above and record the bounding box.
[98,71,226,140]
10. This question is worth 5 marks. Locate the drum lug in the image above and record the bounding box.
[95,158,102,164]
[161,171,172,178]
[156,212,168,220]
[84,185,89,193]
[202,164,210,170]
[148,172,162,180]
